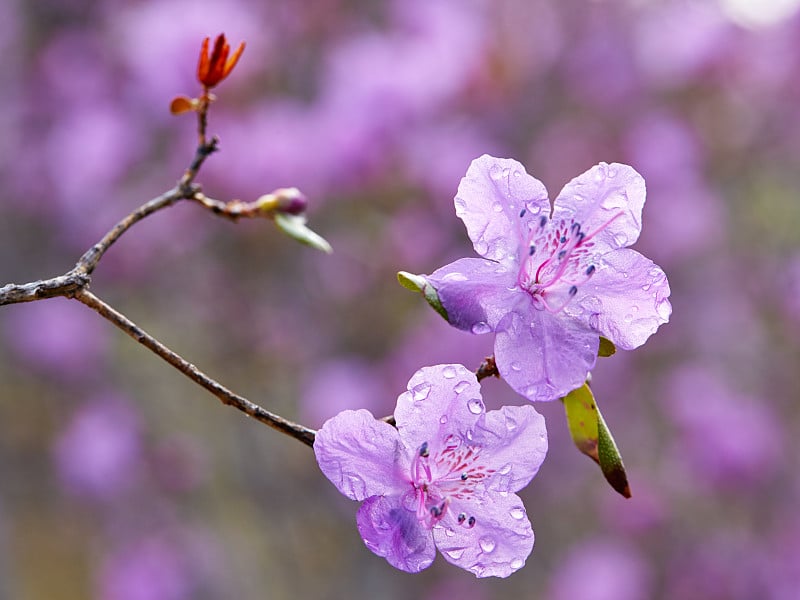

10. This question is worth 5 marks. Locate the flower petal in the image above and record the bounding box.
[394,365,484,453]
[433,492,534,578]
[357,495,436,573]
[455,155,550,265]
[494,308,598,402]
[570,248,671,350]
[470,405,548,493]
[552,163,646,253]
[314,409,404,501]
[426,258,525,331]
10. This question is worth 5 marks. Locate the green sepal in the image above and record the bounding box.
[562,383,631,498]
[598,336,616,357]
[273,213,333,254]
[397,271,449,321]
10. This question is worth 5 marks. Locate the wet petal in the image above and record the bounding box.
[426,258,525,331]
[571,248,671,350]
[357,495,436,573]
[470,405,549,493]
[314,410,404,501]
[455,155,550,265]
[552,163,646,253]
[394,365,484,453]
[433,492,534,578]
[494,309,598,402]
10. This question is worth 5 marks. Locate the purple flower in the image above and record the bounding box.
[314,364,547,577]
[424,155,671,402]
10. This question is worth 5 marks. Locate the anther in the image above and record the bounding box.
[558,250,567,260]
[560,235,567,244]
[519,209,526,218]
[460,472,468,481]
[457,513,467,524]
[529,245,536,256]
[419,442,429,457]
[571,222,581,233]
[467,516,476,528]
[539,216,548,228]
[585,265,596,276]
[430,506,441,517]
[569,285,578,296]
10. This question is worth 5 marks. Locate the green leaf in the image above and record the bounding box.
[562,383,631,498]
[397,271,449,321]
[273,213,333,254]
[562,383,599,463]
[597,403,631,498]
[598,336,616,357]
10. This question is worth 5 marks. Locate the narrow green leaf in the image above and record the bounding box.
[598,336,616,357]
[597,404,631,498]
[273,213,333,254]
[396,271,449,321]
[562,383,599,463]
[563,383,631,498]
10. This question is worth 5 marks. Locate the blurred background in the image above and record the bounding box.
[1,0,799,598]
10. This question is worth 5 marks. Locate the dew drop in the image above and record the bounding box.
[513,170,521,178]
[492,203,503,213]
[411,383,431,401]
[509,507,525,520]
[446,549,465,560]
[439,415,448,425]
[642,283,651,291]
[511,558,524,570]
[474,241,489,255]
[443,365,457,379]
[454,380,470,393]
[471,322,491,335]
[468,398,484,415]
[498,463,512,475]
[613,232,628,246]
[657,297,671,319]
[465,429,474,441]
[442,272,467,282]
[510,362,522,372]
[344,474,366,498]
[632,305,639,313]
[624,313,633,323]
[479,537,496,553]
[445,528,455,537]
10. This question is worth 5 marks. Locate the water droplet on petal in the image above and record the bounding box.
[624,313,633,323]
[509,507,525,520]
[468,399,484,415]
[613,232,628,246]
[479,537,496,553]
[474,241,489,255]
[411,383,431,401]
[344,474,366,498]
[492,203,503,213]
[446,549,465,560]
[443,366,457,379]
[642,283,651,291]
[511,558,524,569]
[513,170,521,178]
[465,429,474,441]
[442,272,467,282]
[510,362,522,372]
[454,381,470,393]
[471,322,491,335]
[656,297,671,320]
[632,305,639,313]
[439,415,448,425]
[445,528,455,537]
[498,463,512,475]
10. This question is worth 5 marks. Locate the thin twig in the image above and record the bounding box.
[73,288,317,446]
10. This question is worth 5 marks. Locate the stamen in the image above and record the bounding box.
[467,516,476,528]
[529,245,536,256]
[460,472,468,481]
[519,209,526,218]
[560,235,567,244]
[558,250,567,260]
[585,265,596,276]
[539,216,547,228]
[457,513,466,524]
[419,442,429,457]
[569,285,578,296]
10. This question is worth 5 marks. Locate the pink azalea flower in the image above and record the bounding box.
[314,364,547,577]
[425,155,671,402]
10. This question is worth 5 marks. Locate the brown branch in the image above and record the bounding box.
[73,288,316,447]
[0,94,320,447]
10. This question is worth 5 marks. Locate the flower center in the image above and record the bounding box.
[517,211,623,313]
[405,437,493,529]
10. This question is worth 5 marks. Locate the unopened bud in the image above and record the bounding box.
[256,188,308,216]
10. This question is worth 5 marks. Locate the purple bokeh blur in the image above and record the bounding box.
[1,0,799,597]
